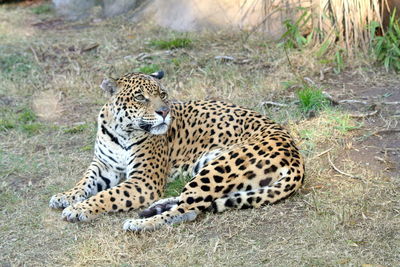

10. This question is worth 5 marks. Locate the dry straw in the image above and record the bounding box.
[241,0,388,53]
[313,0,388,54]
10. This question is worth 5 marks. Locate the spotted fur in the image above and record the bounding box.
[49,72,305,231]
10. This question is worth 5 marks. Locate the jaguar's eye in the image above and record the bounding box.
[135,94,146,101]
[160,92,167,99]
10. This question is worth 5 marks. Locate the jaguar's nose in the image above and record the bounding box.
[155,106,170,119]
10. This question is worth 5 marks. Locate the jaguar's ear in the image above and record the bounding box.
[100,77,118,95]
[150,70,164,80]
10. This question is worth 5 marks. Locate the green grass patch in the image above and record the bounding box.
[80,144,93,152]
[165,174,192,197]
[0,150,36,183]
[149,37,192,50]
[281,80,298,90]
[325,109,361,133]
[17,108,37,123]
[171,58,182,67]
[0,119,16,131]
[17,108,43,134]
[298,107,360,157]
[64,124,89,134]
[31,4,53,15]
[0,190,21,212]
[297,86,329,113]
[0,53,34,76]
[298,128,318,156]
[0,107,44,135]
[20,123,43,135]
[135,64,161,74]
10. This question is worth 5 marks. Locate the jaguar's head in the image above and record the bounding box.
[100,71,171,135]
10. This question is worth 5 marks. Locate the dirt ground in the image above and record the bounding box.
[322,71,400,176]
[0,2,399,267]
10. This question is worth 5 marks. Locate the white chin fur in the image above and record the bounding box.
[150,123,169,135]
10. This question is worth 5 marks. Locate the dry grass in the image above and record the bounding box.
[313,0,387,53]
[0,3,399,267]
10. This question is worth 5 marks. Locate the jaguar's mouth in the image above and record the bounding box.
[149,122,169,135]
[138,114,171,135]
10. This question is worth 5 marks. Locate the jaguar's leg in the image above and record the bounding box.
[49,157,121,209]
[61,176,165,222]
[123,204,198,231]
[210,176,302,213]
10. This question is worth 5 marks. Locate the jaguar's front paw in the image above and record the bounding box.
[49,191,86,209]
[123,218,149,231]
[61,202,95,222]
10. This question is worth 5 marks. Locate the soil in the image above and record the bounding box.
[323,71,400,177]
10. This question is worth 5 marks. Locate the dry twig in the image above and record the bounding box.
[319,67,332,81]
[30,46,40,64]
[80,43,99,53]
[372,129,400,136]
[322,91,399,107]
[310,147,333,160]
[339,99,369,105]
[374,156,386,163]
[349,109,379,118]
[212,238,220,253]
[382,101,400,105]
[327,153,362,180]
[215,56,235,62]
[322,91,339,105]
[261,101,288,108]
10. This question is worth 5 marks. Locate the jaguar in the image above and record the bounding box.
[49,71,305,231]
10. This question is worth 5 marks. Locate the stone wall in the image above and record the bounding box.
[133,0,310,38]
[52,0,143,20]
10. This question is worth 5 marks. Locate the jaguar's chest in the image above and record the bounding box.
[94,135,132,173]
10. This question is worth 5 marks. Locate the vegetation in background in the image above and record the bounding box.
[333,48,345,73]
[149,37,192,49]
[279,10,313,49]
[370,11,400,72]
[279,1,390,73]
[279,8,348,74]
[314,0,385,53]
[313,0,400,73]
